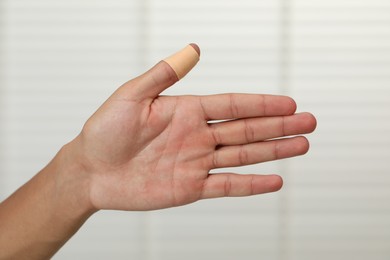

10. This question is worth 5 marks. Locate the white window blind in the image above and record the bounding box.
[288,1,390,259]
[0,0,389,260]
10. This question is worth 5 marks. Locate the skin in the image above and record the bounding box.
[0,44,316,259]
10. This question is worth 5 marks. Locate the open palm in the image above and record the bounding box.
[75,58,316,211]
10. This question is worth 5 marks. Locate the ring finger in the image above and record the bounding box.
[211,136,309,169]
[209,112,316,146]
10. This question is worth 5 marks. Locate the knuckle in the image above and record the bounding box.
[238,145,250,165]
[224,175,232,196]
[211,127,222,145]
[229,94,240,118]
[212,151,219,168]
[244,119,255,143]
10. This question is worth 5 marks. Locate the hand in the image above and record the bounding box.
[0,45,316,260]
[69,46,316,211]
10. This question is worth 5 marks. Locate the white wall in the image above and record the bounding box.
[0,0,389,259]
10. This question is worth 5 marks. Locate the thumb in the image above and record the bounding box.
[123,43,200,101]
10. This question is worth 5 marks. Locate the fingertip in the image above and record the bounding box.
[278,95,297,115]
[189,43,201,56]
[306,112,318,132]
[287,96,297,115]
[269,174,283,192]
[251,174,283,194]
[296,136,310,155]
[266,95,297,116]
[292,112,317,135]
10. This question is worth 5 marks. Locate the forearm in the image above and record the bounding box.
[0,141,96,260]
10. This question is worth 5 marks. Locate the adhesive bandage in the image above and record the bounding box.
[163,44,200,80]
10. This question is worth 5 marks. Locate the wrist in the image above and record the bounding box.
[0,138,98,259]
[52,138,98,219]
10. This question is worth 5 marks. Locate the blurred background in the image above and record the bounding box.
[1,0,390,259]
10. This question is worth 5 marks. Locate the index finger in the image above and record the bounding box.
[199,94,297,120]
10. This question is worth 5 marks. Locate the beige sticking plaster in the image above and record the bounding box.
[163,45,200,80]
